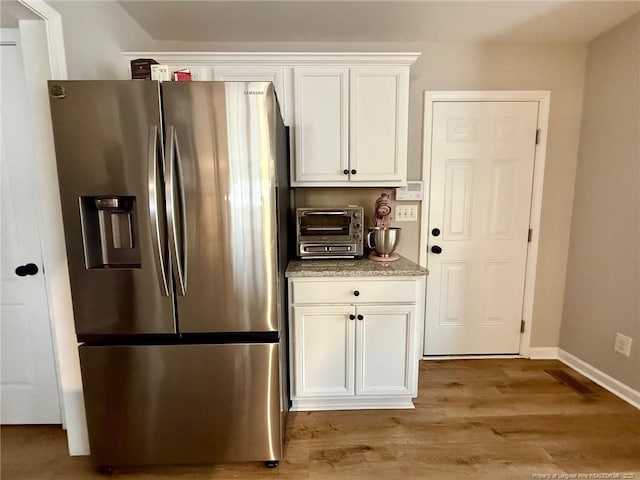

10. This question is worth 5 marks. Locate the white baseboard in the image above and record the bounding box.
[558,349,640,410]
[291,396,415,411]
[528,347,559,359]
[422,355,521,360]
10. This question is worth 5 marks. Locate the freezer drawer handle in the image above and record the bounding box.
[166,125,187,296]
[147,125,169,296]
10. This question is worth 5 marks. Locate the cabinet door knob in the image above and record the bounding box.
[351,169,357,175]
[343,169,349,175]
[349,314,356,320]
[431,245,443,254]
[353,290,360,297]
[357,314,364,321]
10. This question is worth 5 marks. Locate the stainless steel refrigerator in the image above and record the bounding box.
[48,81,290,469]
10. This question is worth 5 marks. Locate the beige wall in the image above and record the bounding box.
[48,0,156,79]
[560,15,640,390]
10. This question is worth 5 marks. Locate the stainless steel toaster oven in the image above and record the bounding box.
[295,207,364,259]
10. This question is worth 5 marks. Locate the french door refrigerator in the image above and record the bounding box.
[48,81,290,469]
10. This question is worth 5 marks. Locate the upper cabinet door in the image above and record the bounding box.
[293,67,349,184]
[212,66,288,123]
[349,67,408,185]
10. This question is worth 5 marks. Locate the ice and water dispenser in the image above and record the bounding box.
[80,196,141,268]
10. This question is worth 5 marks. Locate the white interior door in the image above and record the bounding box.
[424,101,539,355]
[0,30,61,424]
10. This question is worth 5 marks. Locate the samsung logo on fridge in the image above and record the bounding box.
[244,91,264,95]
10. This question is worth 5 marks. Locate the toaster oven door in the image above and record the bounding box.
[297,211,353,241]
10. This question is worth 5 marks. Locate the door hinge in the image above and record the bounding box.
[527,228,533,243]
[520,319,525,333]
[535,129,541,145]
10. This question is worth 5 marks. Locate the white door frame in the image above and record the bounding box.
[15,1,88,455]
[419,91,551,358]
[18,0,67,79]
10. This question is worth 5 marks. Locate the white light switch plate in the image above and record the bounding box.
[395,205,418,222]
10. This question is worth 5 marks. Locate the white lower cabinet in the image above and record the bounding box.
[288,277,422,410]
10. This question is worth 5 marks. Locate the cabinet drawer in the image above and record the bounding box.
[291,279,418,305]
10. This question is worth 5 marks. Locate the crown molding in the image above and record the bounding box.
[122,51,421,66]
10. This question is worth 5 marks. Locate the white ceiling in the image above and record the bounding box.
[118,0,640,44]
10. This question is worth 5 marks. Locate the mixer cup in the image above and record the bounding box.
[367,227,401,257]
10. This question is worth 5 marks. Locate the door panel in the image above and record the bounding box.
[425,101,538,355]
[48,81,174,336]
[162,82,279,333]
[443,160,473,240]
[355,304,415,396]
[292,305,354,397]
[1,33,61,423]
[79,343,281,466]
[293,67,349,182]
[349,67,407,183]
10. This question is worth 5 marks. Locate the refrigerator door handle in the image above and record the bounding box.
[147,125,170,297]
[166,126,187,296]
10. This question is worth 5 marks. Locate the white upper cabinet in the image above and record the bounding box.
[121,52,420,187]
[292,65,411,186]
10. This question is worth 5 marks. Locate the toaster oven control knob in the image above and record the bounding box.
[354,232,361,239]
[353,290,360,297]
[354,222,361,229]
[353,212,361,219]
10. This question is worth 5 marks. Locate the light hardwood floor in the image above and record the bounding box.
[3,359,639,479]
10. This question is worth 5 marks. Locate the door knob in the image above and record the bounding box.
[15,263,39,277]
[431,245,442,254]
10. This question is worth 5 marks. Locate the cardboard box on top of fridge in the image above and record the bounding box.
[130,58,158,80]
[174,69,192,81]
[151,65,172,82]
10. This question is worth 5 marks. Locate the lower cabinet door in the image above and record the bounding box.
[355,304,416,396]
[292,305,355,397]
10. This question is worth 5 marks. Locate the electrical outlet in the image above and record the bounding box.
[395,204,418,222]
[614,333,633,357]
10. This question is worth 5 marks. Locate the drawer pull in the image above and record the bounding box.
[353,290,360,297]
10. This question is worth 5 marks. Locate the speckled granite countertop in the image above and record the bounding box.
[285,254,428,278]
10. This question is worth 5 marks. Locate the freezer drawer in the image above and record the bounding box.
[79,343,282,467]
